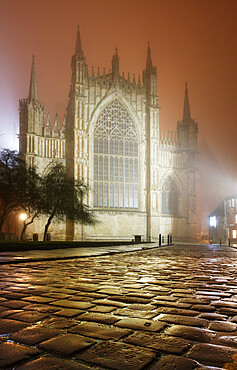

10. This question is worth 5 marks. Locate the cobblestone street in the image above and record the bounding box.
[1,244,237,369]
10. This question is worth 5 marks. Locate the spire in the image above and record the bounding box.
[28,54,38,101]
[75,25,84,59]
[146,41,153,71]
[112,47,119,78]
[183,82,191,122]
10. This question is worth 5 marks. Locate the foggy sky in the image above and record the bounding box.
[0,0,237,208]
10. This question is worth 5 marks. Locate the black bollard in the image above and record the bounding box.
[228,238,231,247]
[167,235,170,245]
[220,239,221,245]
[159,234,161,246]
[170,235,172,244]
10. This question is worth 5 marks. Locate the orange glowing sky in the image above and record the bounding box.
[0,0,237,189]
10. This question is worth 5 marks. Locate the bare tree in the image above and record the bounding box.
[41,162,95,241]
[0,149,40,237]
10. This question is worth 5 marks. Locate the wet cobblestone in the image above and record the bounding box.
[1,244,237,368]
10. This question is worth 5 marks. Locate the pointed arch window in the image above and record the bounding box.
[162,175,178,215]
[93,99,138,209]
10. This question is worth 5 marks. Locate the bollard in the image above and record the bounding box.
[167,235,170,245]
[228,238,231,247]
[33,233,38,242]
[170,235,172,244]
[162,236,164,243]
[220,239,222,245]
[159,234,161,246]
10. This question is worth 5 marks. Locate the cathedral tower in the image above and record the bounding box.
[177,83,200,240]
[66,26,88,240]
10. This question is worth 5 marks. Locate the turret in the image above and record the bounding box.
[28,54,38,102]
[69,25,87,94]
[177,82,198,151]
[112,48,119,79]
[142,42,158,106]
[19,55,45,155]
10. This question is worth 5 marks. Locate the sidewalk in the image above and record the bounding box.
[0,242,166,264]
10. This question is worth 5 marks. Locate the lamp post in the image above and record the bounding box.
[19,212,28,241]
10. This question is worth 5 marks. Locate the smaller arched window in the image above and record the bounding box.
[162,175,178,215]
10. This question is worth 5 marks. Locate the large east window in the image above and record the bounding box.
[93,99,138,209]
[162,175,178,215]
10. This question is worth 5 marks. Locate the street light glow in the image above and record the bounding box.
[19,213,27,221]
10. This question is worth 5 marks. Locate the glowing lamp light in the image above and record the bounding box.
[210,216,216,228]
[19,213,27,221]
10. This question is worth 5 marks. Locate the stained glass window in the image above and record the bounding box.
[93,99,138,209]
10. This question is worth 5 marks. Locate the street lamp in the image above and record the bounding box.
[19,213,27,221]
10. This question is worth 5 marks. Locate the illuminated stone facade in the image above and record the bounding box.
[19,27,200,241]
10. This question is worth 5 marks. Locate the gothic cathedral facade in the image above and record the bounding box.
[19,27,200,242]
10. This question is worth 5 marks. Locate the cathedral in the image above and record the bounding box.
[19,26,200,242]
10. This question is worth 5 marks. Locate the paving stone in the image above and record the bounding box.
[91,299,127,307]
[78,340,156,369]
[108,295,151,304]
[196,291,231,297]
[0,341,39,367]
[192,304,216,312]
[113,308,157,319]
[0,305,7,312]
[22,303,59,312]
[213,301,237,308]
[179,298,210,304]
[68,295,94,302]
[155,307,199,316]
[154,314,208,327]
[164,325,216,342]
[154,300,191,308]
[0,318,28,334]
[39,333,96,355]
[8,310,49,322]
[76,312,121,324]
[76,283,99,292]
[70,321,131,339]
[150,354,198,369]
[1,292,26,299]
[97,288,126,295]
[50,299,94,309]
[0,309,23,318]
[125,331,191,354]
[115,317,166,332]
[10,325,61,345]
[214,335,237,348]
[188,343,237,367]
[199,313,227,321]
[16,356,87,369]
[1,299,28,309]
[126,292,156,299]
[126,303,156,310]
[196,295,220,300]
[22,296,55,303]
[76,291,107,299]
[55,308,85,317]
[153,295,177,301]
[88,305,116,313]
[42,292,70,299]
[219,307,237,315]
[209,321,237,332]
[42,316,77,329]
